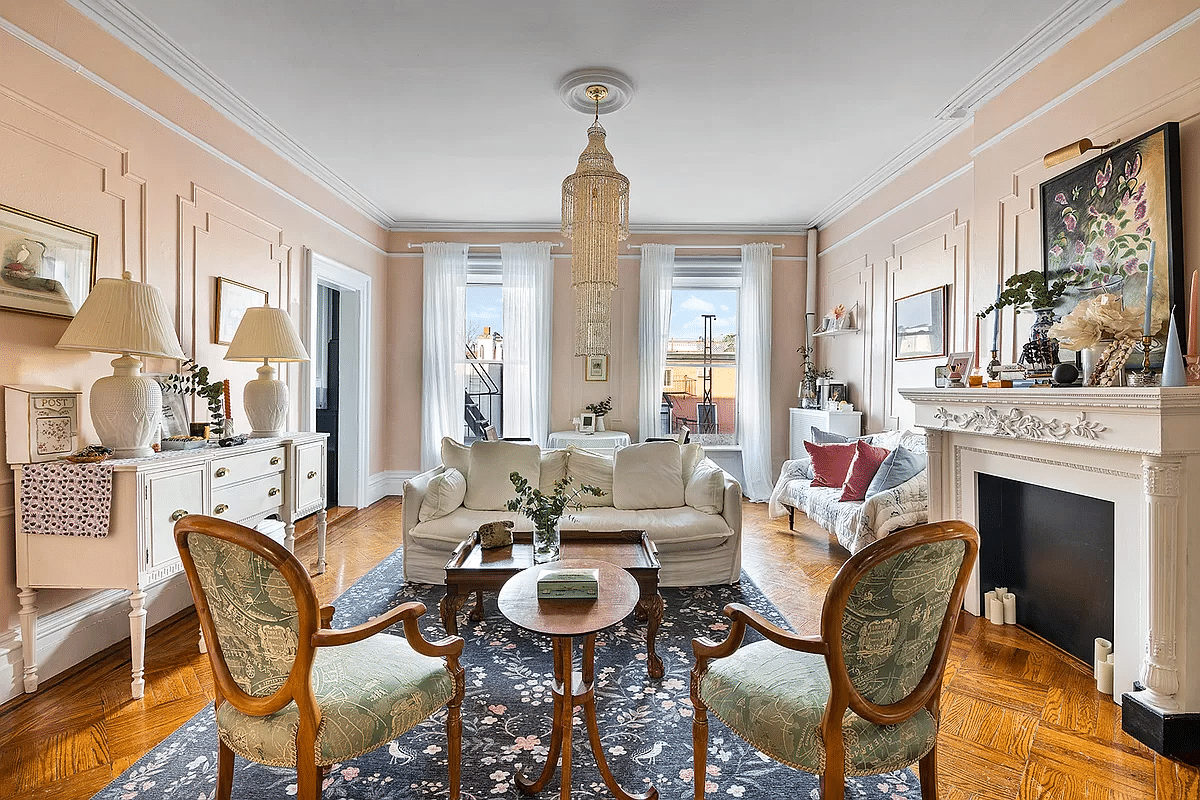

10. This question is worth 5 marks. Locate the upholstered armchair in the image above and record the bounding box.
[691,520,978,800]
[175,515,465,800]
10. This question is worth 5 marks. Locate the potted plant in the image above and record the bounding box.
[976,271,1078,374]
[796,346,833,409]
[585,396,612,431]
[506,472,603,563]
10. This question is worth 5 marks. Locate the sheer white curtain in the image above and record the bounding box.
[501,242,554,445]
[638,244,675,440]
[738,243,773,501]
[421,242,468,470]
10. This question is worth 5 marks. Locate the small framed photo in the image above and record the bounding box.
[946,352,973,378]
[579,412,596,434]
[160,393,190,438]
[826,382,848,405]
[216,277,268,345]
[584,355,608,382]
[934,365,950,388]
[483,424,499,441]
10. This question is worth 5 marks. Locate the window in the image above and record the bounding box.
[662,259,739,446]
[465,257,503,441]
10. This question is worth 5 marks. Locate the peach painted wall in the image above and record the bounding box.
[0,0,389,682]
[816,0,1200,433]
[389,232,808,478]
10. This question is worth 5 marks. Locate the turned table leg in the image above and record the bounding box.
[128,589,147,699]
[18,588,38,693]
[315,508,327,574]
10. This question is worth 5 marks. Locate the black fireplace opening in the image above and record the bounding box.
[976,473,1115,666]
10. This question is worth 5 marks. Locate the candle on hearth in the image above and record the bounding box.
[1143,242,1156,336]
[1189,270,1198,357]
[991,284,1001,351]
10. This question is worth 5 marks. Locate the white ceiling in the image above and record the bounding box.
[78,0,1118,230]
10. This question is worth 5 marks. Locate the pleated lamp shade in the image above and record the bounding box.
[55,271,186,458]
[57,271,186,360]
[224,305,309,362]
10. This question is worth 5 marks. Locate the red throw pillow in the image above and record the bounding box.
[839,440,892,502]
[804,441,858,489]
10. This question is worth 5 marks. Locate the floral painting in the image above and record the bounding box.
[1041,122,1184,344]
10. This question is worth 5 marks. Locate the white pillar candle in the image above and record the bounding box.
[1094,637,1113,678]
[1002,592,1016,625]
[987,590,1005,625]
[1097,653,1115,695]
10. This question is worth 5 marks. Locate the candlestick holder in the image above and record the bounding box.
[1188,354,1200,386]
[1128,335,1161,387]
[986,350,1001,380]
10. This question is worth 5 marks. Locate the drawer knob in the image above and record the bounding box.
[170,509,189,523]
[215,467,229,478]
[268,487,280,497]
[307,471,318,480]
[270,456,281,466]
[214,504,229,515]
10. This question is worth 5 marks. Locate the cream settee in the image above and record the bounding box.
[401,438,742,586]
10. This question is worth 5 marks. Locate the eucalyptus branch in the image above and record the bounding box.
[505,472,603,530]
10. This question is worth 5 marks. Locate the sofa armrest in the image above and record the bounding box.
[720,468,742,533]
[401,466,446,543]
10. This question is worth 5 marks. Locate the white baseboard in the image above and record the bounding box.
[0,574,194,704]
[366,470,416,505]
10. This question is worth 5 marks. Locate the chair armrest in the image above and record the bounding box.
[724,603,827,654]
[312,601,428,647]
[320,604,335,629]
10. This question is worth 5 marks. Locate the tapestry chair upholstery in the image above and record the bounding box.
[175,515,465,800]
[691,520,978,800]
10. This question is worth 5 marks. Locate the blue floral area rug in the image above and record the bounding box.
[94,549,918,799]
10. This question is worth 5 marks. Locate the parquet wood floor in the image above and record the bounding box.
[0,497,1187,798]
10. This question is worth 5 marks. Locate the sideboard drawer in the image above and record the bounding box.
[210,446,286,485]
[211,472,284,523]
[294,441,324,511]
[147,465,205,569]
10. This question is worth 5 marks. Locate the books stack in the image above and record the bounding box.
[536,567,599,600]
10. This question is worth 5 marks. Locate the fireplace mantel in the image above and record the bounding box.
[900,386,1200,738]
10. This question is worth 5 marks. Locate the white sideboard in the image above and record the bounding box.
[788,408,863,458]
[13,432,327,698]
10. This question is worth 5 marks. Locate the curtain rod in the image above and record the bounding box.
[625,243,785,250]
[407,242,564,249]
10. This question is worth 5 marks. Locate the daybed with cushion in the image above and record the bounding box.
[402,438,742,586]
[767,428,928,554]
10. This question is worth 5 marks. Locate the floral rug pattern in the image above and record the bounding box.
[94,548,918,799]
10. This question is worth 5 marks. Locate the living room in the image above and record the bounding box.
[2,0,1199,797]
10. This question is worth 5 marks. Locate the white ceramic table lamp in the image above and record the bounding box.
[223,304,309,438]
[56,271,187,458]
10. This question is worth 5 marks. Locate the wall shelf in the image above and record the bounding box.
[812,327,859,337]
[812,301,859,337]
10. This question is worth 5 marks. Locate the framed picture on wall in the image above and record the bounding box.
[584,355,608,381]
[0,203,97,319]
[894,285,947,360]
[215,277,268,345]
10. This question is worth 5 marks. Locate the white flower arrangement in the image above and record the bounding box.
[1048,293,1142,349]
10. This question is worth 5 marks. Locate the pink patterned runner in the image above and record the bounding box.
[20,461,113,537]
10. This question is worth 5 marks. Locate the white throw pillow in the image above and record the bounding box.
[565,447,615,507]
[613,441,685,510]
[418,467,467,522]
[681,443,706,484]
[464,440,541,511]
[685,459,725,515]
[441,437,471,476]
[540,449,569,493]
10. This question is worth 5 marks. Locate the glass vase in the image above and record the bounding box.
[533,519,561,564]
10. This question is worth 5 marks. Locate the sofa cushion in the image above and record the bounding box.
[464,440,541,511]
[811,427,853,444]
[418,468,467,522]
[686,459,725,514]
[840,440,891,502]
[866,446,927,497]
[804,441,858,488]
[614,441,685,510]
[441,437,470,476]
[681,443,706,483]
[540,449,569,493]
[565,447,615,507]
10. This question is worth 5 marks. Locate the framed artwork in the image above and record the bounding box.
[946,352,973,378]
[826,383,848,405]
[216,277,268,345]
[584,354,608,382]
[579,412,596,433]
[1041,122,1184,342]
[0,204,97,319]
[160,393,190,438]
[894,285,947,360]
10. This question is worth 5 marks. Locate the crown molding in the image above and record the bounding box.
[812,0,1122,231]
[388,220,810,235]
[66,0,394,229]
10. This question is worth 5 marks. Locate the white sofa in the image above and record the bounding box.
[402,438,743,586]
[767,428,929,553]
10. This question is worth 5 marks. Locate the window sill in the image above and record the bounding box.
[699,444,741,452]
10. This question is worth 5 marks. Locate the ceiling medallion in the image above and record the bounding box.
[557,68,635,116]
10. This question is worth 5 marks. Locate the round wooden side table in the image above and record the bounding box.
[498,559,657,800]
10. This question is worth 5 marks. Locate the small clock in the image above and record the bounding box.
[4,385,82,465]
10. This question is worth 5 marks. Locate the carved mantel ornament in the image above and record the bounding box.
[933,405,1106,441]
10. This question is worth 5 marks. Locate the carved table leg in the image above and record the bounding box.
[315,508,327,574]
[284,522,296,552]
[440,590,467,636]
[470,589,485,621]
[18,588,38,693]
[643,593,665,680]
[129,589,147,699]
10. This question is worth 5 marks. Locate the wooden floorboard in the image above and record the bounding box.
[0,496,1165,798]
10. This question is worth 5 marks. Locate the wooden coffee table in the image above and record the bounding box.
[498,560,657,800]
[442,529,665,678]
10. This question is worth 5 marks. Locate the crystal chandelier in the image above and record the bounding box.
[562,85,629,356]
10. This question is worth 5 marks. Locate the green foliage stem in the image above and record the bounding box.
[976,270,1076,318]
[505,472,603,532]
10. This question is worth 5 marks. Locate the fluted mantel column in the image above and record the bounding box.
[1139,455,1182,711]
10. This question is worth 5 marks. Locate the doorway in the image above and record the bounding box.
[315,284,341,505]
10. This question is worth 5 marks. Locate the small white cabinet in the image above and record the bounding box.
[13,432,327,698]
[789,408,864,458]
